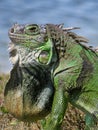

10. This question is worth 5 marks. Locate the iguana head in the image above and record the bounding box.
[8,23,59,69]
[9,23,48,48]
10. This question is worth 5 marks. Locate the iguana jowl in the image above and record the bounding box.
[4,23,98,130]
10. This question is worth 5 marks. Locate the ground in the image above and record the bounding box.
[0,74,97,130]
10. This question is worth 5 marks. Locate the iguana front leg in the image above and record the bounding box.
[41,87,68,130]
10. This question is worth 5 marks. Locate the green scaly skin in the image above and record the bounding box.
[4,23,98,130]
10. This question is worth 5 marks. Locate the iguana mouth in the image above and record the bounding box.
[9,31,35,44]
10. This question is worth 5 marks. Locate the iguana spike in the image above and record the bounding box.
[67,31,89,43]
[75,35,89,43]
[57,23,64,29]
[63,27,80,31]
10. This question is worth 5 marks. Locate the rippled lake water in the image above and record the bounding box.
[0,0,98,73]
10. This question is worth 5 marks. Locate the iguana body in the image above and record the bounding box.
[4,23,98,130]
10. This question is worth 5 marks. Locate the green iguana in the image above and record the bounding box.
[4,23,98,130]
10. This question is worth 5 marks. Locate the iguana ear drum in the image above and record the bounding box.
[38,50,50,64]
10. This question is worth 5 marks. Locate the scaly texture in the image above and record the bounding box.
[4,23,98,130]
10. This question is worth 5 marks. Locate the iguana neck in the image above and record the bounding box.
[10,43,36,66]
[46,24,88,67]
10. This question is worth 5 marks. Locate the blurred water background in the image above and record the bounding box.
[0,0,98,73]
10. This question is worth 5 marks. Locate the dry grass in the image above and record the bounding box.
[0,74,9,94]
[0,74,97,130]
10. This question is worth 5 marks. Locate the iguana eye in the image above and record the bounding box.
[25,24,40,35]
